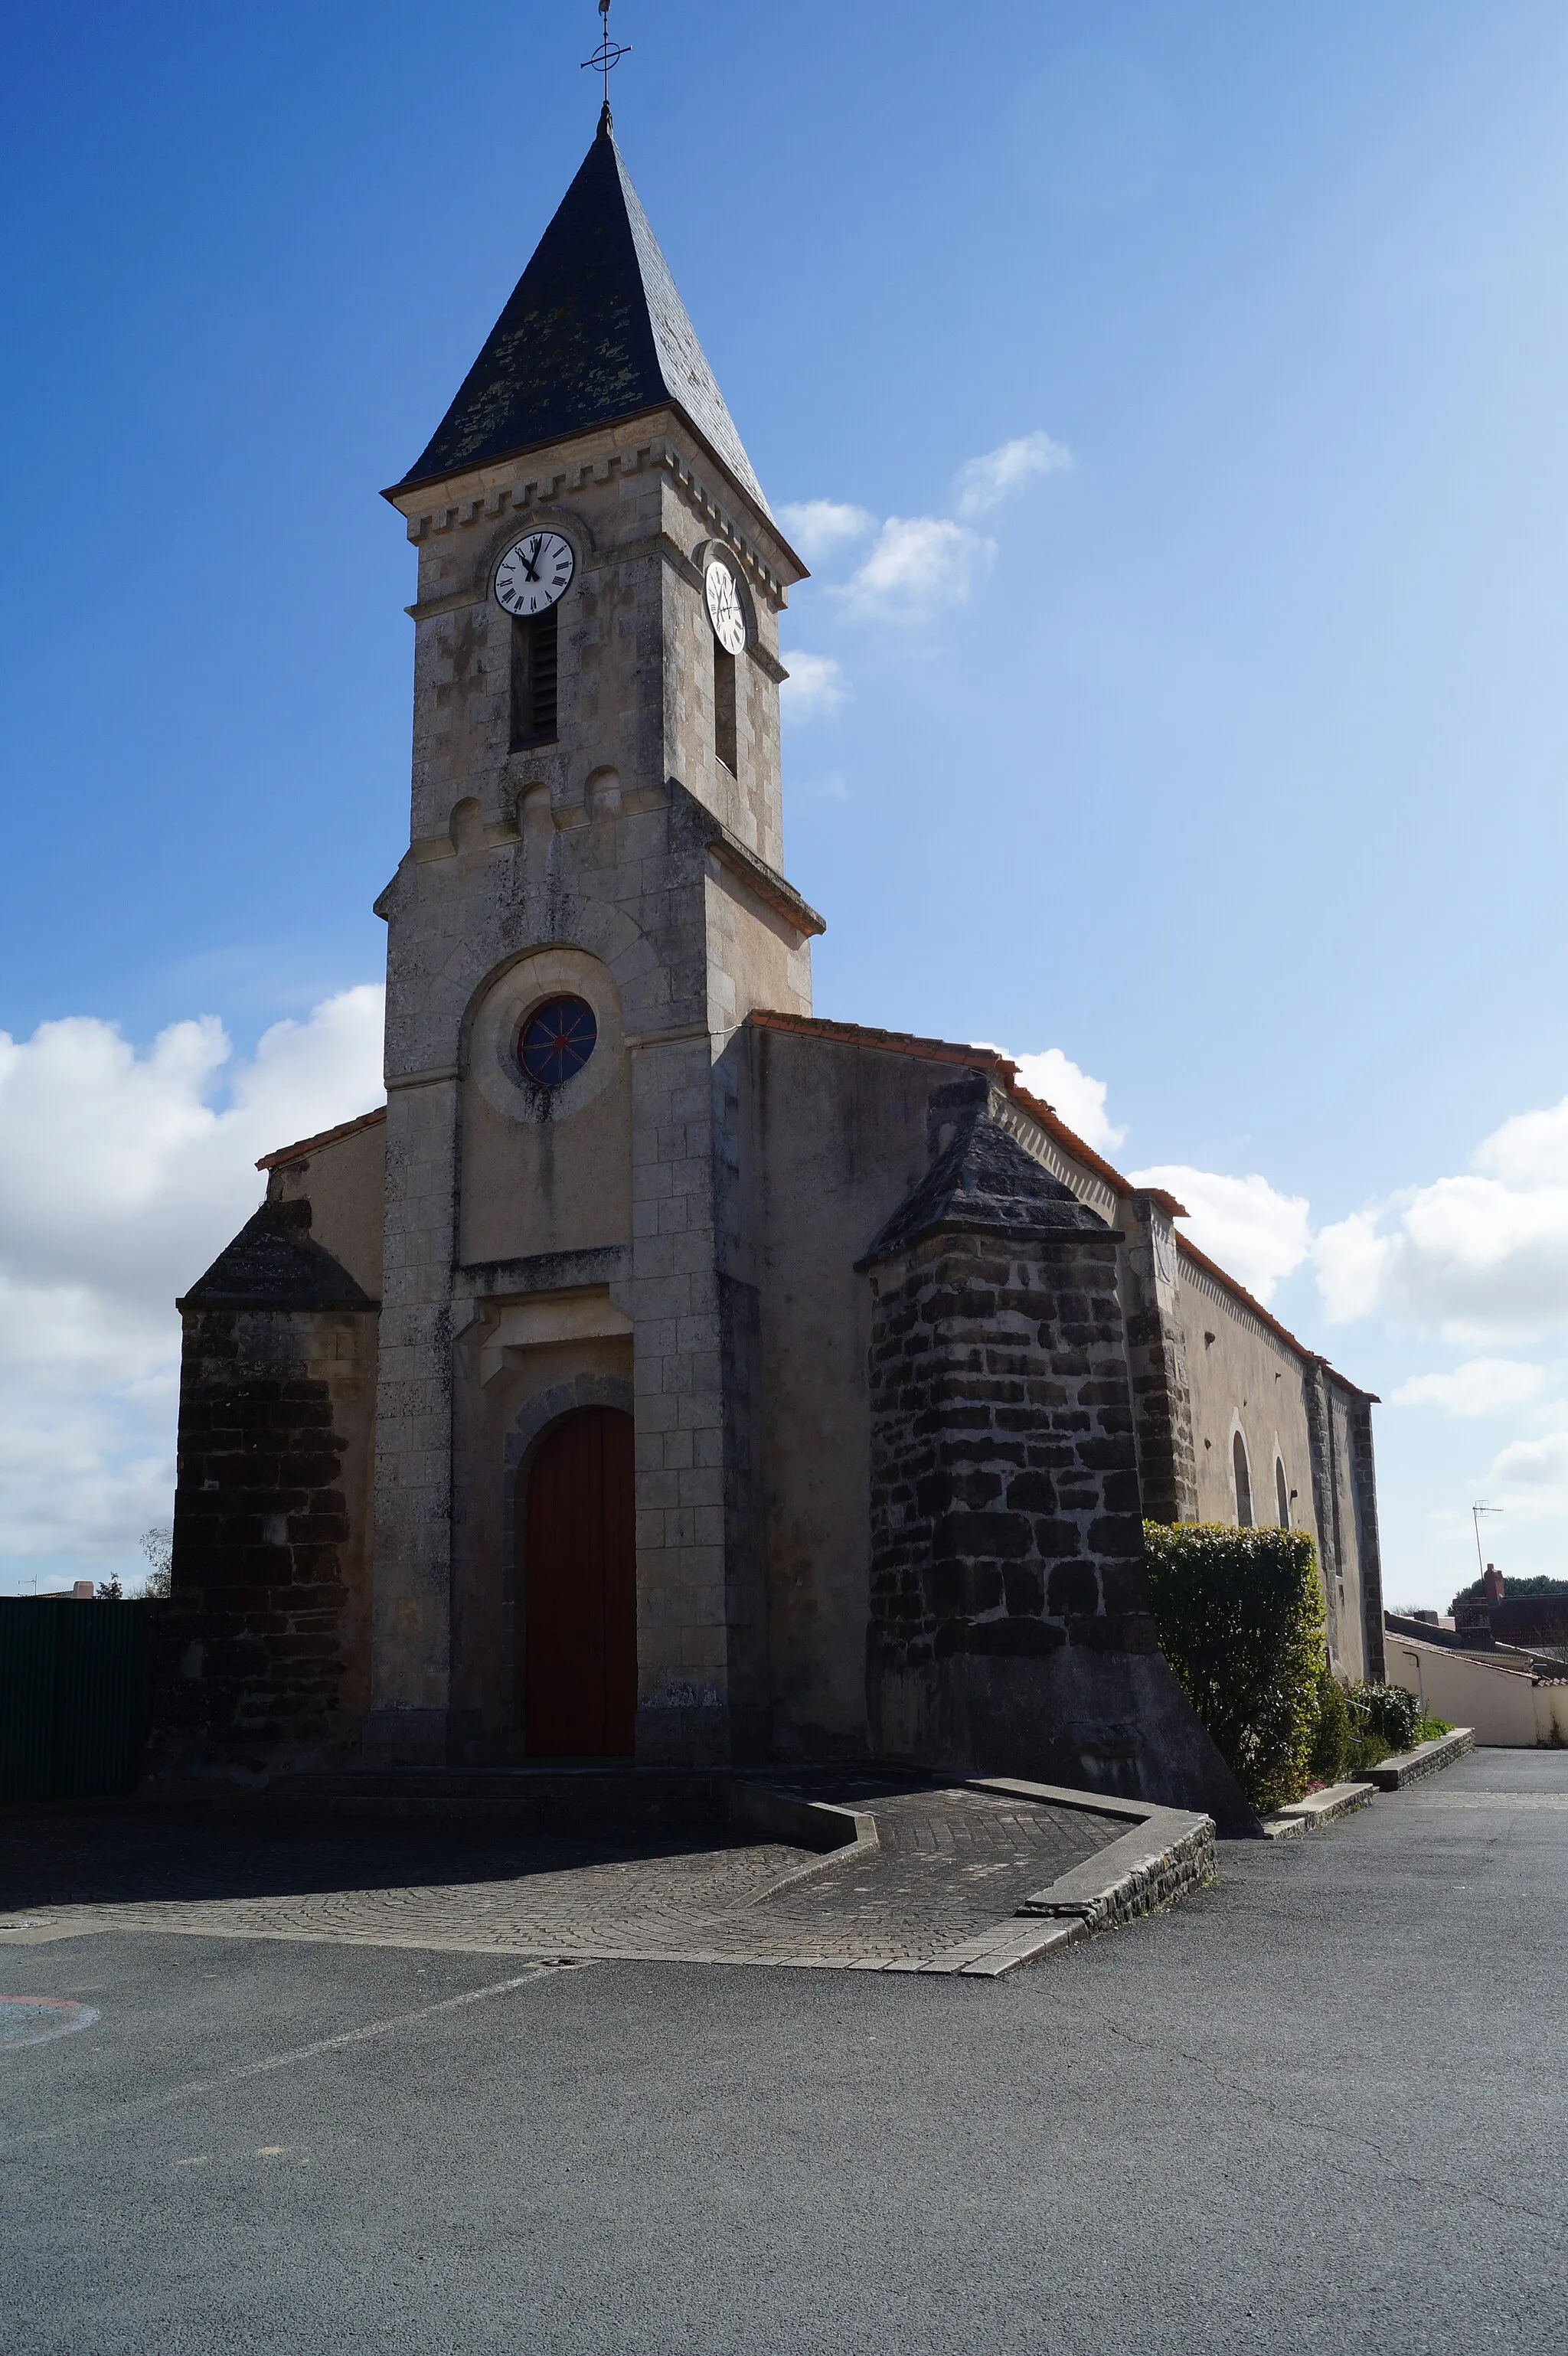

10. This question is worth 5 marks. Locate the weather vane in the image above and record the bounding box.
[583,0,631,129]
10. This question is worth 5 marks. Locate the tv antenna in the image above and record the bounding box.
[1472,1500,1501,1581]
[583,0,632,130]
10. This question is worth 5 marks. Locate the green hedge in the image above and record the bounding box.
[1308,1662,1350,1784]
[1144,1522,1325,1813]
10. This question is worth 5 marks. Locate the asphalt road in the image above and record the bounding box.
[3,1747,1565,2355]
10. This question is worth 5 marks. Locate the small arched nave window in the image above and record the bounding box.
[1233,1430,1254,1530]
[1276,1456,1290,1529]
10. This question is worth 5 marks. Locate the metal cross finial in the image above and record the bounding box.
[583,0,631,131]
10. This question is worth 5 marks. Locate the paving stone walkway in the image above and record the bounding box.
[0,1775,1129,1975]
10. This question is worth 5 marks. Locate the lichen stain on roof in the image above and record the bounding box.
[859,1102,1115,1270]
[178,1201,375,1313]
[397,118,768,513]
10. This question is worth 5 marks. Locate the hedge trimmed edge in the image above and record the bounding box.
[1144,1523,1324,1815]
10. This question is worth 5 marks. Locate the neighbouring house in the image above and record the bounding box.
[1384,1626,1568,1748]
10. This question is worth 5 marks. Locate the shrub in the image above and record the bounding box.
[1144,1523,1325,1814]
[1308,1665,1349,1785]
[1417,1714,1452,1743]
[1344,1724,1388,1777]
[1351,1681,1423,1753]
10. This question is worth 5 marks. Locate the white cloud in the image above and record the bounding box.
[954,430,1073,519]
[1489,1429,1568,1491]
[1475,1097,1568,1188]
[1000,1047,1126,1154]
[781,438,1065,624]
[1315,1090,1568,1341]
[989,1050,1311,1301]
[776,500,877,564]
[779,651,847,723]
[1473,1420,1568,1534]
[836,516,995,622]
[1391,1359,1549,1417]
[1130,1165,1313,1305]
[0,988,384,1583]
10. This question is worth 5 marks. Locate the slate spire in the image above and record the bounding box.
[397,119,768,513]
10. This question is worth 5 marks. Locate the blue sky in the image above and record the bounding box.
[3,0,1567,1603]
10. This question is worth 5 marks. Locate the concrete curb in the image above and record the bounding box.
[733,1775,1218,1976]
[4,1771,1217,1979]
[1002,1797,1217,1938]
[1259,1728,1478,1839]
[1355,1727,1475,1791]
[1261,1781,1374,1841]
[726,1783,880,1903]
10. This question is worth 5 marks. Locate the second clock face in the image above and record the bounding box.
[495,530,575,617]
[704,560,747,655]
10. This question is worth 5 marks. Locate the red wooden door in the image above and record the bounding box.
[524,1407,636,1756]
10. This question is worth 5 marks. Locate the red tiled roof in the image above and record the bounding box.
[251,1022,1372,1399]
[746,1009,1374,1395]
[256,1105,387,1172]
[1174,1233,1374,1399]
[745,1009,1137,1195]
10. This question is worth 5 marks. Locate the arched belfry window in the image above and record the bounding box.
[1276,1457,1290,1529]
[1233,1430,1254,1529]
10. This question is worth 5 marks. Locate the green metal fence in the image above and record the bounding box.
[0,1598,149,1801]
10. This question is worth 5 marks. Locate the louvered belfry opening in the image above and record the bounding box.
[714,639,737,773]
[510,606,559,749]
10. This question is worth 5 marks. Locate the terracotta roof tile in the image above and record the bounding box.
[745,1010,1135,1193]
[746,1009,1372,1397]
[256,1105,387,1172]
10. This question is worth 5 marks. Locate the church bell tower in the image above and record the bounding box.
[366,106,817,1768]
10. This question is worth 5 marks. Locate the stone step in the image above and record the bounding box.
[1261,1781,1375,1840]
[1354,1727,1475,1791]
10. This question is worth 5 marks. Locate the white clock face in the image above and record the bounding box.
[704,560,747,655]
[495,530,575,617]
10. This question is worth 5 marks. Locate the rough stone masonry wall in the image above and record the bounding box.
[864,1224,1258,1828]
[867,1227,1151,1679]
[1347,1388,1387,1682]
[153,1305,375,1775]
[1119,1193,1200,1525]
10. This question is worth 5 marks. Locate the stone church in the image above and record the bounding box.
[158,113,1384,1823]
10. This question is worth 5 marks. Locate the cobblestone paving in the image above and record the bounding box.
[0,1778,1129,1973]
[750,1776,1125,1962]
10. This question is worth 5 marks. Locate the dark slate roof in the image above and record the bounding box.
[397,114,768,513]
[178,1202,375,1312]
[858,1107,1115,1269]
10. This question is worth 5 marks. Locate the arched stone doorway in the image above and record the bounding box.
[522,1406,636,1756]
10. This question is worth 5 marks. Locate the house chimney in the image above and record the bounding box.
[1483,1563,1504,1601]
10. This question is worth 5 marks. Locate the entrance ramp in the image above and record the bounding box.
[3,1766,1212,1977]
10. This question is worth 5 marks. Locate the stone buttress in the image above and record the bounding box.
[155,1201,377,1772]
[859,1077,1254,1830]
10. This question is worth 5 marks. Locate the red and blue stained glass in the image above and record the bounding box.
[520,995,597,1087]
